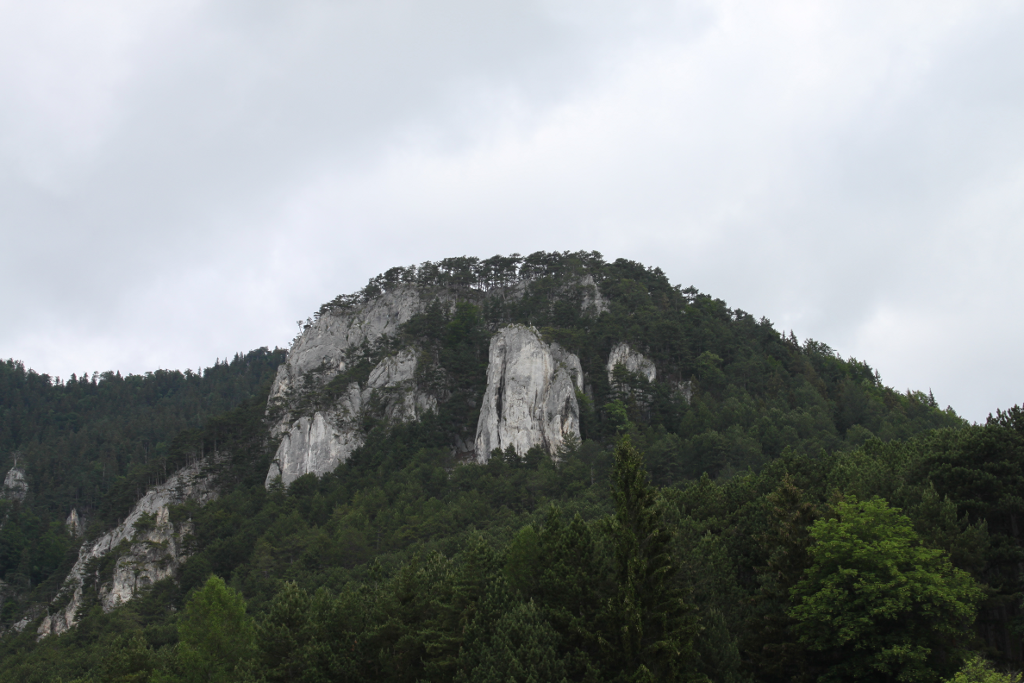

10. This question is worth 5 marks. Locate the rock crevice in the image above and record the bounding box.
[474,325,582,462]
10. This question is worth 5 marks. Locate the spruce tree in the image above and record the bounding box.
[602,438,702,682]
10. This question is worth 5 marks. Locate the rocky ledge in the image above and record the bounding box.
[37,458,219,639]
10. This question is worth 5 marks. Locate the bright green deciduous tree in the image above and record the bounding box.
[790,497,983,683]
[166,575,257,683]
[944,655,1021,683]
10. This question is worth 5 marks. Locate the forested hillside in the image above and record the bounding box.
[0,349,285,622]
[2,252,1019,682]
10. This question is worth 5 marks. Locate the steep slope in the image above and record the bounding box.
[264,287,453,487]
[0,350,282,635]
[267,348,437,486]
[262,268,609,485]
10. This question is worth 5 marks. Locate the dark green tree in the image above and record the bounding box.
[537,508,608,680]
[456,596,568,683]
[745,475,820,683]
[601,438,701,682]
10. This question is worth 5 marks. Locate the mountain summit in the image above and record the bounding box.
[264,250,958,488]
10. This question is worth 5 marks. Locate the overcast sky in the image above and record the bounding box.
[2,0,1022,423]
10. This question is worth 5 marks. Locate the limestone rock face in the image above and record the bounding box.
[474,326,582,462]
[267,286,438,427]
[98,505,191,613]
[265,413,360,487]
[673,380,693,405]
[1,467,27,502]
[263,286,450,488]
[37,459,219,639]
[607,343,656,384]
[367,349,436,423]
[9,605,45,635]
[266,348,436,487]
[65,508,86,538]
[580,275,609,317]
[265,281,609,483]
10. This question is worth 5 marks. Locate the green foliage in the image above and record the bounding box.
[162,575,256,683]
[456,598,569,683]
[743,475,820,683]
[311,252,963,480]
[0,348,285,610]
[133,512,157,535]
[944,656,1021,683]
[789,497,983,682]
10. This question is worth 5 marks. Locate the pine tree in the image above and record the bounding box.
[457,596,568,683]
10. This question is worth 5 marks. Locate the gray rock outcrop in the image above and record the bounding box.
[65,508,86,538]
[263,286,454,488]
[266,280,608,482]
[1,466,28,502]
[9,606,45,635]
[97,505,192,613]
[267,413,357,487]
[268,286,441,426]
[607,342,656,384]
[38,458,219,639]
[474,325,582,462]
[580,274,609,317]
[673,380,694,405]
[266,348,436,487]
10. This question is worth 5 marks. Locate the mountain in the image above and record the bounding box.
[1,251,1020,682]
[264,251,960,488]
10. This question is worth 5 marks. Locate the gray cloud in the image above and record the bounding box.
[2,0,1022,422]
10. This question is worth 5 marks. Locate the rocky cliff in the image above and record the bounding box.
[265,275,607,481]
[267,286,441,424]
[263,286,454,488]
[606,342,656,384]
[1,466,28,502]
[605,342,693,404]
[580,274,609,317]
[65,508,86,538]
[37,458,219,639]
[474,325,583,462]
[266,348,436,487]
